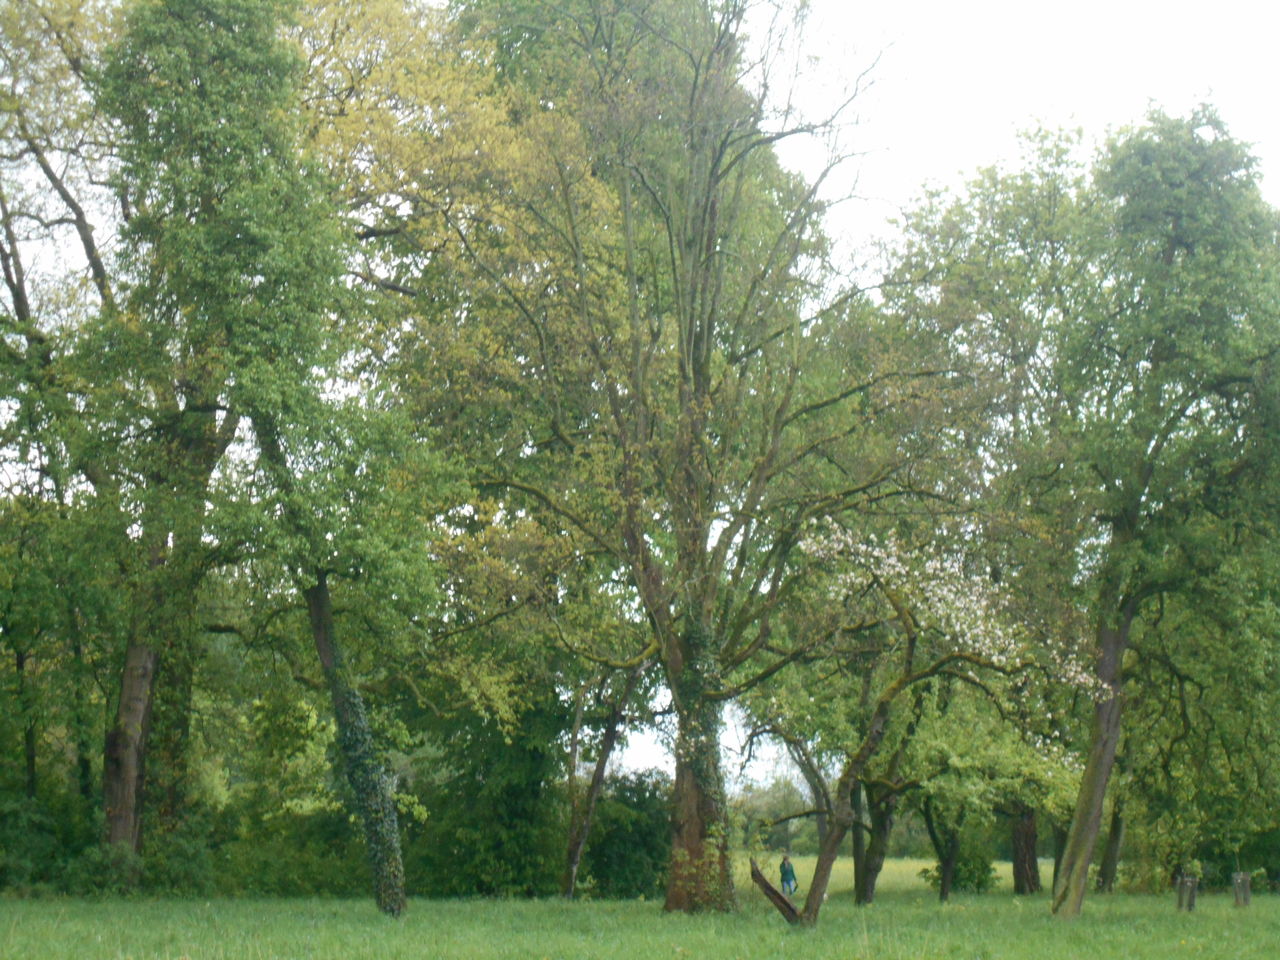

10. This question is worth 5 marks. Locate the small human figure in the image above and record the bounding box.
[780,854,798,895]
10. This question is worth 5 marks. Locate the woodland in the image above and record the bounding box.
[2,0,1279,929]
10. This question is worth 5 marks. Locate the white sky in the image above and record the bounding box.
[619,0,1280,785]
[792,0,1280,251]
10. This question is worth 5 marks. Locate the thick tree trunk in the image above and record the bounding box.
[103,641,159,851]
[1051,598,1135,917]
[1096,802,1124,893]
[1011,806,1042,895]
[562,668,639,898]
[857,787,898,904]
[306,573,406,917]
[664,693,733,912]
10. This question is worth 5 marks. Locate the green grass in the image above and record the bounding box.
[3,858,1274,959]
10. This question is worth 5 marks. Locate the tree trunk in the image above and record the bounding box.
[103,640,159,851]
[1011,806,1042,895]
[70,626,96,805]
[1051,597,1135,917]
[1052,821,1068,892]
[1096,802,1124,893]
[306,573,406,917]
[664,692,732,912]
[851,781,867,900]
[858,787,898,904]
[15,648,36,799]
[799,775,855,923]
[562,667,639,898]
[923,797,960,903]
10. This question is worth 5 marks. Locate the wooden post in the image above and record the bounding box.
[1232,872,1251,907]
[1177,875,1198,911]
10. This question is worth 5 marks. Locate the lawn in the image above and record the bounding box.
[2,858,1273,960]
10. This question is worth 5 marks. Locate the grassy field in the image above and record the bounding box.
[3,857,1275,959]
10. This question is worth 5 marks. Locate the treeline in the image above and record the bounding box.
[2,0,1279,922]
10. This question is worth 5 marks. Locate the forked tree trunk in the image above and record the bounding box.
[923,798,961,902]
[103,641,159,851]
[306,573,406,917]
[1011,806,1042,894]
[664,693,732,912]
[1096,802,1124,893]
[1052,597,1136,917]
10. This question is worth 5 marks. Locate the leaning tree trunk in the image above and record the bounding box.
[1051,597,1136,917]
[1011,805,1042,894]
[800,774,856,922]
[103,640,159,852]
[1096,801,1124,893]
[562,667,640,898]
[664,688,733,912]
[306,573,406,917]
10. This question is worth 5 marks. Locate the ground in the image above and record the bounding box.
[2,858,1273,959]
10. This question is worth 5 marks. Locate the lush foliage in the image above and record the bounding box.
[0,0,1278,923]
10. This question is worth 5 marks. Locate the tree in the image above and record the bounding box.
[746,525,1032,924]
[889,110,1280,917]
[439,0,891,911]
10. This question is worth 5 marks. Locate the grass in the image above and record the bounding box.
[3,857,1275,959]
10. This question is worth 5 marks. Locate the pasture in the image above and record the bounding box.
[3,858,1273,960]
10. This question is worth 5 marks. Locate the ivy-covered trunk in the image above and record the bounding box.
[664,690,732,912]
[305,572,406,917]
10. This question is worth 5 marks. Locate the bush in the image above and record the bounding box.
[583,770,671,899]
[919,847,999,894]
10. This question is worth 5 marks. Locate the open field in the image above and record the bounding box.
[3,858,1275,960]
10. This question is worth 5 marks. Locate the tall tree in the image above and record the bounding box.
[439,0,890,911]
[890,110,1280,917]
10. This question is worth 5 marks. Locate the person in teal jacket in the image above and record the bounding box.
[780,854,798,895]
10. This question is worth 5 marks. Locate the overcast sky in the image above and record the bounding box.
[786,0,1280,252]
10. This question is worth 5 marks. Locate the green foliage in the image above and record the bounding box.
[918,847,999,895]
[582,771,671,899]
[408,698,569,897]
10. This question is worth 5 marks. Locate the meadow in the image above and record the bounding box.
[2,858,1273,960]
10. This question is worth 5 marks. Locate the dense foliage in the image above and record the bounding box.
[1,0,1279,922]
